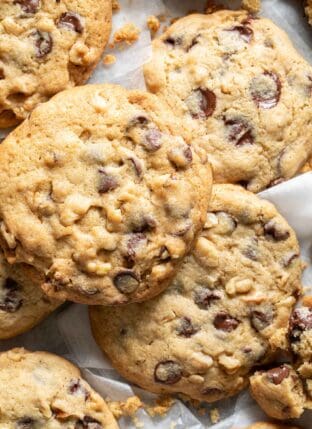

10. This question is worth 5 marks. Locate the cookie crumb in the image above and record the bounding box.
[112,0,120,11]
[103,54,116,66]
[241,0,261,13]
[146,395,175,417]
[210,407,220,424]
[113,23,141,46]
[147,15,160,34]
[108,396,143,419]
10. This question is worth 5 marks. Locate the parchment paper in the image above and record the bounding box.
[1,0,312,427]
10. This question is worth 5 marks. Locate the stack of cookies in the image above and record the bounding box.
[0,1,312,427]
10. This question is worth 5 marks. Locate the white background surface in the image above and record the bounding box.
[1,0,312,427]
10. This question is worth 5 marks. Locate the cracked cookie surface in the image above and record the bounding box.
[0,0,112,128]
[0,348,118,428]
[144,10,312,192]
[0,251,61,340]
[89,184,301,402]
[0,84,212,305]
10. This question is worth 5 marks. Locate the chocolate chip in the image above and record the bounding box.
[164,36,183,47]
[176,317,199,337]
[188,88,216,119]
[58,12,84,33]
[131,214,156,233]
[223,117,254,146]
[264,220,290,241]
[0,278,23,313]
[128,156,143,177]
[31,31,53,58]
[17,418,35,428]
[289,307,312,342]
[68,379,90,400]
[75,416,102,429]
[168,145,193,169]
[250,72,281,109]
[187,35,200,51]
[98,169,118,193]
[201,387,223,397]
[194,288,221,309]
[125,233,146,262]
[154,360,182,384]
[213,312,240,332]
[251,309,273,331]
[14,0,40,13]
[266,365,290,385]
[227,25,253,43]
[283,252,299,267]
[128,115,149,128]
[142,129,162,152]
[113,270,139,294]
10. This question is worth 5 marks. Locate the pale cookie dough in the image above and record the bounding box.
[89,184,302,402]
[144,10,312,192]
[246,423,301,429]
[0,84,212,305]
[0,251,61,340]
[250,364,306,420]
[0,0,112,127]
[0,348,119,428]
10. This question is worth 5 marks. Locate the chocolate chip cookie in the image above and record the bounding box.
[89,184,302,402]
[144,10,312,191]
[0,0,112,128]
[0,251,61,340]
[246,423,301,429]
[0,84,212,305]
[0,348,119,428]
[250,364,306,419]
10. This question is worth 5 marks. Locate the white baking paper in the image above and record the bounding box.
[1,0,312,427]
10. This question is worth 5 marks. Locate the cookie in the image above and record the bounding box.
[0,84,212,305]
[0,0,112,128]
[305,0,312,26]
[89,184,302,402]
[0,251,61,340]
[250,364,306,420]
[144,10,312,192]
[0,348,118,428]
[246,423,301,429]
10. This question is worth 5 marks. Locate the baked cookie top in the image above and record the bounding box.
[144,10,312,192]
[0,84,212,305]
[0,348,119,428]
[249,364,306,420]
[246,423,301,429]
[0,0,112,127]
[0,251,61,340]
[89,184,302,402]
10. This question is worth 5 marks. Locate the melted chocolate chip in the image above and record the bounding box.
[194,288,221,309]
[250,72,281,109]
[266,365,290,385]
[283,252,299,267]
[113,270,139,294]
[264,220,290,241]
[131,215,156,233]
[68,379,90,400]
[251,309,273,331]
[0,278,23,313]
[227,25,253,43]
[289,307,312,342]
[129,156,143,177]
[125,233,146,262]
[17,418,35,429]
[164,36,183,47]
[98,169,118,193]
[14,0,40,13]
[154,360,182,384]
[129,115,149,128]
[75,416,102,429]
[223,117,254,146]
[31,31,53,58]
[213,312,240,332]
[187,35,200,51]
[176,317,199,337]
[191,88,216,119]
[142,129,162,152]
[58,12,84,33]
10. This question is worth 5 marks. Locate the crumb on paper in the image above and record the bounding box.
[112,23,141,47]
[210,407,220,424]
[107,396,143,419]
[103,54,116,66]
[170,422,177,429]
[241,0,261,13]
[112,0,120,11]
[303,295,312,308]
[146,395,175,417]
[147,15,160,34]
[131,415,144,428]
